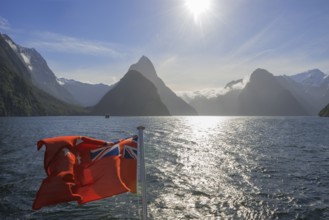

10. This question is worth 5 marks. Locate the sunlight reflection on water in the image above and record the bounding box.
[147,116,329,219]
[149,117,264,219]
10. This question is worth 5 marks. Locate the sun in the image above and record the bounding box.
[184,0,212,23]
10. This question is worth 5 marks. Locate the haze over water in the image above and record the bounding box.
[0,116,329,219]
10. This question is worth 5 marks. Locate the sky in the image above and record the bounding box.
[1,0,329,92]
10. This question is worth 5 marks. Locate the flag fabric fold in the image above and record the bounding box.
[120,136,138,193]
[32,135,138,210]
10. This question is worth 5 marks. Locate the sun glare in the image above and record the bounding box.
[185,0,212,23]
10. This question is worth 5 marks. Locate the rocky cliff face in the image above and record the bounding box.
[0,33,77,105]
[0,34,84,116]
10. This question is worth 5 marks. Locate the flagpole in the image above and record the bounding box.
[137,126,147,220]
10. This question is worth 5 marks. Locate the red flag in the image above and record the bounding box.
[32,135,138,210]
[119,136,138,193]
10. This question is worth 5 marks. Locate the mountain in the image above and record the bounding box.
[129,56,197,115]
[290,69,328,87]
[184,69,310,116]
[277,69,329,115]
[0,34,31,79]
[57,78,113,107]
[319,103,329,117]
[239,69,308,116]
[276,75,318,115]
[0,67,80,116]
[92,70,170,116]
[0,33,78,105]
[0,34,84,116]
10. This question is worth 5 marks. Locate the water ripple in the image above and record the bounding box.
[0,116,329,219]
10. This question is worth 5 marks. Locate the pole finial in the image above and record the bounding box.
[137,126,145,130]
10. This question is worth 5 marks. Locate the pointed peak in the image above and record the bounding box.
[129,55,157,79]
[137,55,152,65]
[140,55,150,60]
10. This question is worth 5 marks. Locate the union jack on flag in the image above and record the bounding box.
[90,135,138,161]
[90,144,120,161]
[123,135,138,160]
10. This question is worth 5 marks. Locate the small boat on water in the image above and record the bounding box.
[105,114,110,118]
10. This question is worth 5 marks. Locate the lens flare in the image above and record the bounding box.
[185,0,212,22]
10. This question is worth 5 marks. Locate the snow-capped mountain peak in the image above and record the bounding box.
[290,69,328,87]
[3,34,33,71]
[4,37,18,52]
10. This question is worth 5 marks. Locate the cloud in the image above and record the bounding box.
[28,32,124,58]
[0,16,10,30]
[177,88,227,102]
[176,74,250,101]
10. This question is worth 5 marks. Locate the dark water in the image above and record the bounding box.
[0,116,329,219]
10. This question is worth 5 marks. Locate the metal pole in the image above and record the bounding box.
[137,126,147,220]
